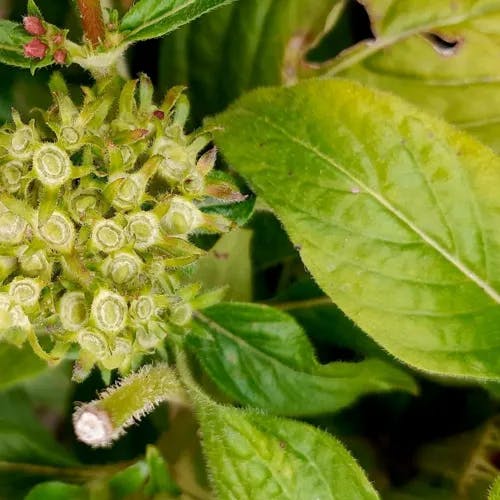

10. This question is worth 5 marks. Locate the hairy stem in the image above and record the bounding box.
[76,0,105,46]
[73,363,189,447]
[266,296,332,311]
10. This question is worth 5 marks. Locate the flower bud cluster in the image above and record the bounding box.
[22,15,67,64]
[0,75,241,379]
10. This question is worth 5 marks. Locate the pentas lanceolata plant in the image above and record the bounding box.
[0,73,239,381]
[0,1,246,448]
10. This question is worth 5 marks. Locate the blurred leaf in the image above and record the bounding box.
[0,20,32,68]
[0,344,46,391]
[314,0,500,151]
[144,445,181,496]
[192,229,252,301]
[213,78,500,380]
[159,0,345,120]
[25,481,87,500]
[248,211,297,271]
[490,476,500,500]
[189,303,417,416]
[275,278,388,358]
[120,0,237,43]
[108,461,149,498]
[196,396,380,499]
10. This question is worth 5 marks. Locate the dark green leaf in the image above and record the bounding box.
[120,0,237,43]
[212,79,500,380]
[189,303,417,416]
[159,0,344,120]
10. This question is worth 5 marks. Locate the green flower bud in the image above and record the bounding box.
[0,256,16,282]
[38,211,75,253]
[10,126,34,160]
[0,207,28,245]
[170,302,192,326]
[135,324,160,350]
[91,290,127,334]
[9,278,41,309]
[126,212,159,250]
[160,197,201,236]
[108,176,142,211]
[59,292,89,332]
[19,249,51,279]
[33,144,71,187]
[77,329,110,358]
[1,161,24,193]
[91,220,125,253]
[130,295,155,323]
[104,251,143,285]
[60,126,81,146]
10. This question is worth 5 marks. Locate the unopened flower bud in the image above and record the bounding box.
[53,49,67,65]
[23,16,46,36]
[23,39,48,59]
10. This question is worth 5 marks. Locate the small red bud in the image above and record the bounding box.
[52,33,64,45]
[53,49,67,65]
[153,110,165,120]
[23,16,46,36]
[23,38,48,59]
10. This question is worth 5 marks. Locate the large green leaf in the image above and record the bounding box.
[312,0,500,151]
[188,303,416,416]
[196,397,380,499]
[159,0,344,120]
[120,0,237,43]
[490,476,500,500]
[212,79,500,380]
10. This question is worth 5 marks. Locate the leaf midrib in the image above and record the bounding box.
[121,0,233,40]
[193,310,374,396]
[235,107,500,305]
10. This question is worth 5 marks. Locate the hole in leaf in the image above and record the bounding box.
[307,0,374,63]
[424,33,463,56]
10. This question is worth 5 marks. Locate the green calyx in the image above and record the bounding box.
[0,74,242,378]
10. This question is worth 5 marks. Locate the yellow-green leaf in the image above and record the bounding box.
[212,79,500,381]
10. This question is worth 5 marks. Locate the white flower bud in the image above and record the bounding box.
[10,126,34,160]
[91,220,125,253]
[9,278,41,308]
[1,161,23,193]
[104,251,143,285]
[126,212,159,250]
[91,290,128,334]
[59,292,89,331]
[38,211,75,253]
[160,197,202,236]
[33,144,71,187]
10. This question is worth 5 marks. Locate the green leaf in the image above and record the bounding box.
[120,0,237,43]
[196,397,380,499]
[159,0,345,120]
[0,20,32,68]
[0,344,46,390]
[189,303,416,416]
[192,229,253,301]
[490,476,500,500]
[313,0,500,151]
[212,79,500,380]
[25,482,86,500]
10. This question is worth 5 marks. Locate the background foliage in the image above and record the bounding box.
[1,0,500,498]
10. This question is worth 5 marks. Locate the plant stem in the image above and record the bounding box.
[266,296,333,311]
[76,0,105,47]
